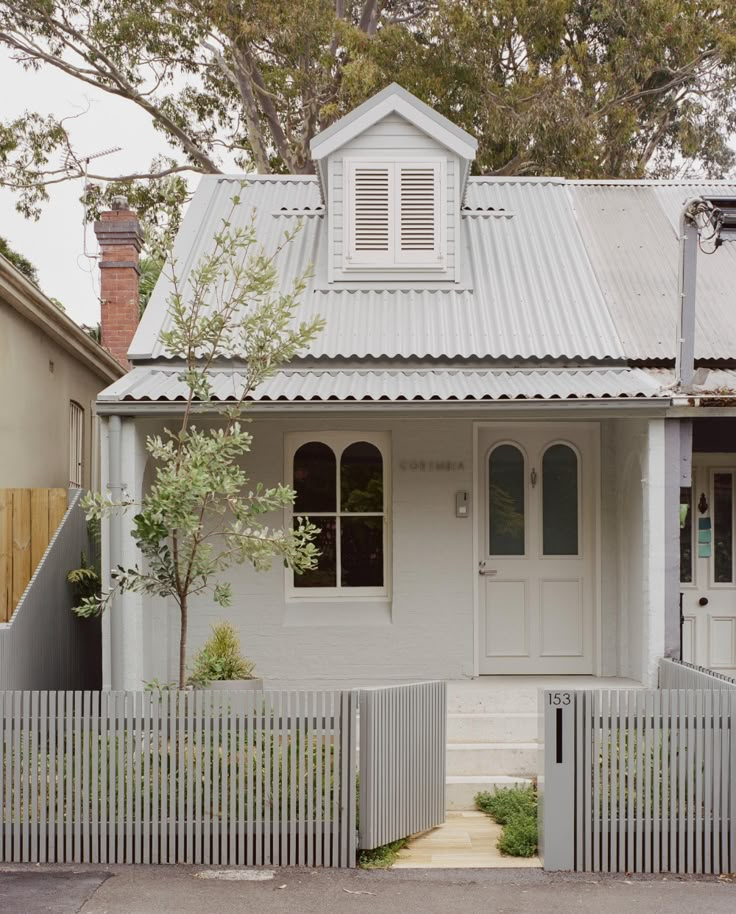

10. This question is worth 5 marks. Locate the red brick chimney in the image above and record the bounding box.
[94,196,142,369]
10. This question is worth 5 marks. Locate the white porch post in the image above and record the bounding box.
[643,419,668,686]
[102,415,148,690]
[100,415,112,690]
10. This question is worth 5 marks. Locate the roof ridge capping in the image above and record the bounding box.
[310,83,478,161]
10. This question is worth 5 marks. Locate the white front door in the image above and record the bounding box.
[681,455,736,675]
[477,423,598,674]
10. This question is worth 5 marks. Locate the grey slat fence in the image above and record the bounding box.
[542,686,736,873]
[0,681,446,867]
[359,681,446,850]
[0,689,358,867]
[660,658,736,691]
[0,489,101,690]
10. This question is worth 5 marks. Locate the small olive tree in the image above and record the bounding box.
[76,191,324,686]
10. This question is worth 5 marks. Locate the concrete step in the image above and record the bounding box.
[446,742,539,777]
[447,711,539,743]
[446,775,534,811]
[447,685,540,715]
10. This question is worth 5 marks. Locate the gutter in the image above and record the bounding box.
[96,397,669,417]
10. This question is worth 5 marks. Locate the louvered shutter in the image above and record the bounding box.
[348,163,393,264]
[345,158,444,269]
[397,164,440,264]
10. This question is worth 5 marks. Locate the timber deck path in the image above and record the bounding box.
[392,811,541,869]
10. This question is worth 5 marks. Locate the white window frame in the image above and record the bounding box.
[343,157,446,272]
[69,401,84,488]
[285,431,391,601]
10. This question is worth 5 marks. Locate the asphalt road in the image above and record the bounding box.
[1,865,734,914]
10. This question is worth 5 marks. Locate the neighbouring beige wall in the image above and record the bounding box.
[0,301,111,489]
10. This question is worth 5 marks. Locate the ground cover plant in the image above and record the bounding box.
[358,838,407,869]
[475,784,538,857]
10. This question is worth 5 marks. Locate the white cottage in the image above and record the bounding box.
[97,85,736,693]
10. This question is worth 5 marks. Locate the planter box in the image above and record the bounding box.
[201,678,264,692]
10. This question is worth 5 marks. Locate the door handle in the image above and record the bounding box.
[479,567,498,576]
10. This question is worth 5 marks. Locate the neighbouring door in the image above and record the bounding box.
[681,455,736,675]
[477,423,598,674]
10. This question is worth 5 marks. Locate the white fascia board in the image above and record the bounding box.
[311,93,477,162]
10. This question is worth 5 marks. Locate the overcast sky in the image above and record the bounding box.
[1,49,179,325]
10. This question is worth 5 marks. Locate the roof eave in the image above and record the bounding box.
[0,255,125,383]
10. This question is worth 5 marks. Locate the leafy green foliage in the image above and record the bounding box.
[475,785,538,857]
[0,235,38,282]
[138,255,163,316]
[67,552,101,605]
[187,621,256,686]
[358,838,407,869]
[497,813,538,858]
[74,187,324,684]
[2,2,736,224]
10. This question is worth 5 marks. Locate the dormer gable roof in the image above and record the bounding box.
[310,83,478,162]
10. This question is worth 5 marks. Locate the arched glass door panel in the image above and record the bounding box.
[542,444,579,556]
[488,444,525,555]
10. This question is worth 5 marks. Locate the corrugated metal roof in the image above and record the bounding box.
[129,174,736,365]
[568,181,736,360]
[99,365,727,404]
[130,175,625,363]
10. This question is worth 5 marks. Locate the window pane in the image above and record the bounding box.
[680,487,693,584]
[543,444,579,556]
[714,473,733,583]
[294,518,336,588]
[341,442,383,512]
[293,442,336,512]
[489,445,525,555]
[341,517,383,587]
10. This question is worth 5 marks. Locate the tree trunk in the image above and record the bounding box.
[179,595,188,688]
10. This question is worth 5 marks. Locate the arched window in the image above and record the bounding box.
[542,444,579,556]
[69,401,84,487]
[291,435,387,594]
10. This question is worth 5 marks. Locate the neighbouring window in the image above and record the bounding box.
[69,401,84,487]
[542,444,579,556]
[488,444,525,556]
[713,472,733,584]
[345,159,444,270]
[291,435,387,595]
[680,486,693,583]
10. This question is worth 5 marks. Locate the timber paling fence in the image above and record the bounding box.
[0,682,446,868]
[543,660,736,874]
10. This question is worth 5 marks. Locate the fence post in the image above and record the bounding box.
[541,689,577,871]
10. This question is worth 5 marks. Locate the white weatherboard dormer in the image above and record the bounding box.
[311,84,477,285]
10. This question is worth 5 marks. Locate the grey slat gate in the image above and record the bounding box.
[0,689,358,867]
[358,681,446,850]
[660,658,736,691]
[543,688,736,873]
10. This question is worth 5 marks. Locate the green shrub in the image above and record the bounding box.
[475,784,536,825]
[497,812,538,857]
[188,621,256,686]
[358,838,407,868]
[475,785,538,857]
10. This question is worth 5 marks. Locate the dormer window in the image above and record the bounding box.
[344,158,445,271]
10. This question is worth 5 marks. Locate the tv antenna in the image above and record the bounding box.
[64,145,123,263]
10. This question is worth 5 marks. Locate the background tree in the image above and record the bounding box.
[2,1,735,223]
[0,235,39,283]
[75,192,325,686]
